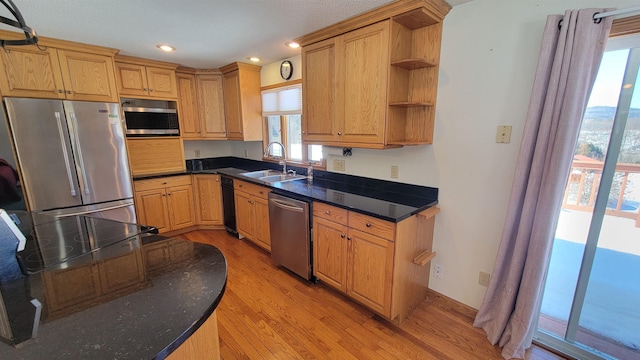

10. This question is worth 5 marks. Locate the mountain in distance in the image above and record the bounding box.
[584,106,640,121]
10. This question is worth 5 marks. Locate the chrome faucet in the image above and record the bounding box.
[264,141,287,174]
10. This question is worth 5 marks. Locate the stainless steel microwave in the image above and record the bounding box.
[123,106,179,136]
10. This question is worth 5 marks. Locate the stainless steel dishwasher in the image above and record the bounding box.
[268,192,313,281]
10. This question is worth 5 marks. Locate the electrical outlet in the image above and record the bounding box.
[496,125,512,143]
[244,149,249,158]
[479,271,491,286]
[434,264,443,279]
[391,165,399,179]
[333,159,345,171]
[194,150,201,158]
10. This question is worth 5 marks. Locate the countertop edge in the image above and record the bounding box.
[155,279,227,359]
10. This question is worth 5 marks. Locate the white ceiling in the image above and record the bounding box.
[1,0,472,69]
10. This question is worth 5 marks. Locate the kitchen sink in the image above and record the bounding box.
[239,170,307,184]
[259,174,307,183]
[240,170,283,179]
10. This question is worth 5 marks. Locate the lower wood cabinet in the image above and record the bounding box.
[42,250,147,320]
[142,238,195,275]
[233,179,271,251]
[313,201,438,323]
[193,174,223,226]
[134,175,195,233]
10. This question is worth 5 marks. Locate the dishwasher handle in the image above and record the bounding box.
[269,198,305,213]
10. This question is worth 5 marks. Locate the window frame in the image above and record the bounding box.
[261,80,325,169]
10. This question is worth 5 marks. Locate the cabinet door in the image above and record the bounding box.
[166,184,195,230]
[42,263,101,312]
[57,50,118,102]
[177,72,200,138]
[97,251,146,294]
[135,188,170,233]
[0,46,66,99]
[197,74,227,138]
[302,37,338,143]
[313,217,348,293]
[254,196,271,251]
[115,62,149,97]
[223,70,243,140]
[338,21,389,145]
[193,175,223,225]
[146,66,178,98]
[234,190,255,240]
[347,228,394,317]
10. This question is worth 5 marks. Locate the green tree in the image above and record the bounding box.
[575,142,605,161]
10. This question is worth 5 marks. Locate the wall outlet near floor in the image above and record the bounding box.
[244,149,249,158]
[478,271,491,286]
[194,149,201,158]
[391,165,399,179]
[434,264,443,279]
[333,159,345,171]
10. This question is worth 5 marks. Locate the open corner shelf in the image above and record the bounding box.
[388,101,433,107]
[390,58,436,70]
[392,8,439,30]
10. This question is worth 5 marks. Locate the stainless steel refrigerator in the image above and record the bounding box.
[3,98,135,223]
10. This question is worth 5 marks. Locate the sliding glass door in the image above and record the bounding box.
[535,36,640,360]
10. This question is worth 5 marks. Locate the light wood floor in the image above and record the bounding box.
[178,230,566,360]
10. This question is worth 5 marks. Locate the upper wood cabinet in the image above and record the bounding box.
[115,55,178,99]
[177,70,226,139]
[220,62,262,141]
[176,70,200,138]
[297,0,450,149]
[0,45,118,102]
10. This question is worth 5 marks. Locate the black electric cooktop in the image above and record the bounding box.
[9,211,156,274]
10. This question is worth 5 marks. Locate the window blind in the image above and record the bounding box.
[262,84,302,116]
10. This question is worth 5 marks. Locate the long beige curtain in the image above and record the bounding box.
[473,9,613,360]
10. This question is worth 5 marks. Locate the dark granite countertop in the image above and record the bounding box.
[133,157,438,222]
[0,212,227,360]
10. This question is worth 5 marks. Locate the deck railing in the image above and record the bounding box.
[562,159,640,227]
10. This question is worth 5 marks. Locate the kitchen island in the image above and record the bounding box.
[0,212,226,359]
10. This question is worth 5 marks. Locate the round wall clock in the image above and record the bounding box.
[280,60,293,80]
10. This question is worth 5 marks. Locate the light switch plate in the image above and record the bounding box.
[333,159,345,171]
[496,125,512,143]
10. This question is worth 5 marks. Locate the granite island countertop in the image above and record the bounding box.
[0,212,226,360]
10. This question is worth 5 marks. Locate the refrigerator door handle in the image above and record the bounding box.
[54,202,133,218]
[68,112,90,195]
[54,111,77,197]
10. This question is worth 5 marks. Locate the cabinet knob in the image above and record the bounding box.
[337,132,342,136]
[57,89,64,93]
[366,223,371,228]
[249,200,254,204]
[239,184,243,188]
[149,88,154,92]
[143,88,148,91]
[259,191,264,195]
[66,90,72,94]
[325,210,330,215]
[162,182,167,185]
[216,178,219,182]
[340,234,345,238]
[167,193,172,196]
[347,236,352,241]
[162,194,166,197]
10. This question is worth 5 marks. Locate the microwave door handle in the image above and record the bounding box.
[54,111,77,197]
[68,112,90,195]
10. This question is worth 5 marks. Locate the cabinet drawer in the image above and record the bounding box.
[234,180,270,199]
[135,175,191,192]
[313,202,348,225]
[349,212,395,241]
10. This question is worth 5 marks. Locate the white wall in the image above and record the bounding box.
[187,0,638,309]
[326,0,639,309]
[260,55,302,87]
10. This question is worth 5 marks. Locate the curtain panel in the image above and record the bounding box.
[473,9,613,360]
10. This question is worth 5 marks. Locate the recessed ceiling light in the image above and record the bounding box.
[156,44,175,52]
[286,41,300,49]
[248,56,261,62]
